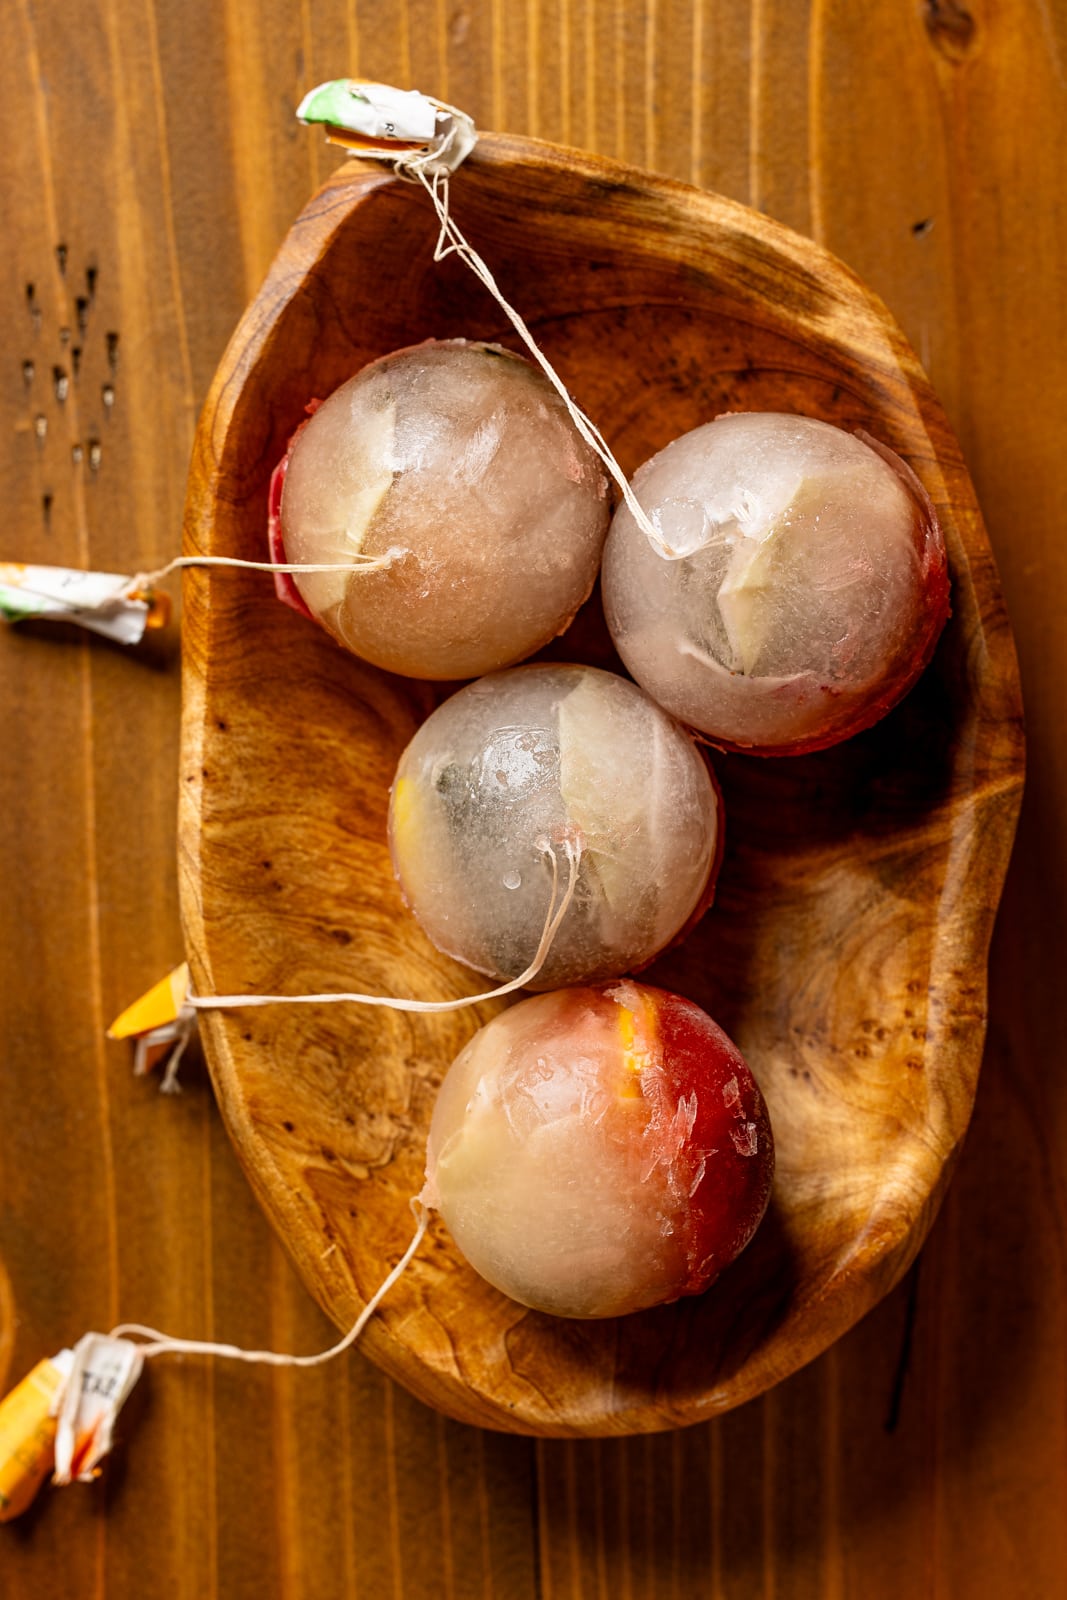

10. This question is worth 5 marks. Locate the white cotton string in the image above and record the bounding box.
[186,835,581,1018]
[124,550,396,598]
[133,1014,195,1095]
[108,1199,430,1367]
[407,163,677,559]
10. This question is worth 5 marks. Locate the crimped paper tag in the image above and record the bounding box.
[296,80,476,174]
[52,1334,145,1486]
[108,962,195,1091]
[0,562,169,644]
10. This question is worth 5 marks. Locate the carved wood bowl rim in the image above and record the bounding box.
[179,132,1025,1437]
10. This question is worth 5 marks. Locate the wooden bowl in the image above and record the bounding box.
[179,134,1024,1436]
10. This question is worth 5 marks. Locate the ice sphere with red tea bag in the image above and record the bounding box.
[277,339,610,678]
[421,981,774,1318]
[389,664,721,989]
[601,412,950,754]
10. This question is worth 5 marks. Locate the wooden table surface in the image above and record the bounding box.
[1,2,1063,1595]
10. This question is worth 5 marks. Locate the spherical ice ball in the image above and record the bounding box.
[421,981,774,1318]
[389,664,721,990]
[601,412,950,754]
[277,339,610,679]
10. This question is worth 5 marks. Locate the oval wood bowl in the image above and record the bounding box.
[180,134,1024,1436]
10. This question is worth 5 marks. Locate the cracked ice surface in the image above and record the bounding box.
[421,984,773,1317]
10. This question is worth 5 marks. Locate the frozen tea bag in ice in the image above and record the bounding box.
[602,413,949,754]
[277,340,610,679]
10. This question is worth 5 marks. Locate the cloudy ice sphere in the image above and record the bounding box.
[601,413,950,754]
[278,340,610,679]
[389,664,720,989]
[421,982,774,1318]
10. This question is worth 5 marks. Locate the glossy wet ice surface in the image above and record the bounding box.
[421,982,774,1318]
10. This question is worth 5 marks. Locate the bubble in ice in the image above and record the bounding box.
[420,981,774,1318]
[277,339,610,679]
[389,664,721,990]
[601,412,950,754]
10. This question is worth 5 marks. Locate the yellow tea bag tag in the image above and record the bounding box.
[0,562,169,644]
[108,962,195,1091]
[52,1335,145,1487]
[0,1349,75,1522]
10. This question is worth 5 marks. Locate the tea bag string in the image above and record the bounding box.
[107,1199,430,1366]
[123,548,397,599]
[130,146,679,601]
[185,835,580,1018]
[52,835,580,1454]
[104,844,580,1366]
[407,162,677,560]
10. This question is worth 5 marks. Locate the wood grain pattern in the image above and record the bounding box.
[179,136,1021,1434]
[0,0,1063,1593]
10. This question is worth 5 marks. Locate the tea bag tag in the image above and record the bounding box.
[0,1350,74,1521]
[0,1193,430,1520]
[51,1334,145,1486]
[0,562,169,645]
[0,1335,144,1515]
[296,80,477,175]
[108,961,197,1092]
